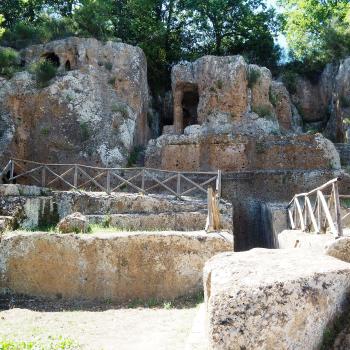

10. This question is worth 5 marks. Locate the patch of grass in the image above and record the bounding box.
[31,59,58,88]
[209,86,217,93]
[341,198,350,208]
[247,67,261,89]
[127,145,145,167]
[102,215,112,228]
[0,336,79,349]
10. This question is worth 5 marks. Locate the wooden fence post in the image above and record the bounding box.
[74,165,78,188]
[333,182,343,236]
[106,170,111,195]
[41,166,46,187]
[177,172,181,196]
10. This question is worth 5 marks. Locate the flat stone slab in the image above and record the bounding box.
[278,229,335,252]
[0,231,232,301]
[204,248,350,350]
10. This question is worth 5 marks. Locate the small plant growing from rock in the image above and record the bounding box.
[127,146,145,167]
[340,95,350,108]
[252,104,273,119]
[108,76,116,86]
[281,70,298,95]
[111,103,128,118]
[247,67,261,88]
[104,61,113,71]
[31,59,58,88]
[269,86,278,107]
[0,47,21,79]
[216,80,223,89]
[79,122,90,141]
[40,127,50,136]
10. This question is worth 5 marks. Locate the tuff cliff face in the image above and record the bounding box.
[145,55,340,172]
[292,57,350,143]
[0,37,150,167]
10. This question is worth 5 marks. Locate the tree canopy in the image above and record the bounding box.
[280,0,350,71]
[0,0,281,91]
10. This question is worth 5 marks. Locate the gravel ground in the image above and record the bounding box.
[0,295,202,350]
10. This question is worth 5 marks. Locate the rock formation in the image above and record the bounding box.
[204,248,350,350]
[0,37,150,167]
[145,55,340,172]
[291,57,350,143]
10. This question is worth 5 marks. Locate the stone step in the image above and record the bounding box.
[55,191,211,216]
[86,212,208,231]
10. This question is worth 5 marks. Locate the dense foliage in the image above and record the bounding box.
[0,0,281,91]
[280,0,350,73]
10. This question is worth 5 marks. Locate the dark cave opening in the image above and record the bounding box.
[182,85,199,130]
[42,52,60,67]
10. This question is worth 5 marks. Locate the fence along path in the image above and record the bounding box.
[287,177,349,236]
[1,159,222,200]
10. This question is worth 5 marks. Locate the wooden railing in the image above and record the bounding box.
[0,159,222,200]
[287,177,345,236]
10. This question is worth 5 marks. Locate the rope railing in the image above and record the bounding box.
[287,177,345,236]
[0,158,222,200]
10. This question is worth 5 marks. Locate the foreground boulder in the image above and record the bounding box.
[0,231,232,301]
[57,212,88,233]
[204,248,350,350]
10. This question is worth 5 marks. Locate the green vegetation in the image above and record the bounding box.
[252,104,274,120]
[281,70,298,95]
[40,127,50,136]
[0,337,79,350]
[0,47,20,78]
[31,59,58,88]
[269,86,277,107]
[0,0,281,93]
[247,67,261,89]
[127,145,145,167]
[104,62,113,71]
[127,291,204,309]
[279,0,350,76]
[79,122,90,141]
[340,95,350,109]
[111,103,128,118]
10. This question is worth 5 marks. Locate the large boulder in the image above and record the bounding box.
[204,248,350,350]
[0,231,233,301]
[0,37,150,167]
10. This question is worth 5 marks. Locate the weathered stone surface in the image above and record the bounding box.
[170,55,298,135]
[326,237,350,263]
[146,132,340,172]
[0,37,150,167]
[0,231,233,301]
[204,248,350,350]
[278,229,335,251]
[57,212,88,233]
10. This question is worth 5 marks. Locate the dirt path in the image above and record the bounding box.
[0,305,201,350]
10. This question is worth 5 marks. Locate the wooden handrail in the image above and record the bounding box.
[287,177,344,237]
[2,158,222,201]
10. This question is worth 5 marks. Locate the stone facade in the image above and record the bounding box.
[146,133,340,172]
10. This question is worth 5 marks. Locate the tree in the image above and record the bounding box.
[280,0,350,65]
[179,0,281,67]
